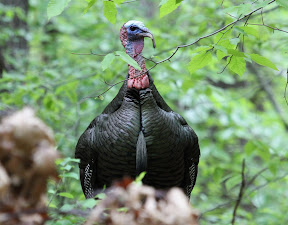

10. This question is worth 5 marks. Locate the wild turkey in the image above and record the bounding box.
[75,21,200,199]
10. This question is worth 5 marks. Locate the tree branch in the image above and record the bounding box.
[231,159,246,225]
[76,0,279,100]
[247,172,288,196]
[246,167,268,187]
[247,23,288,34]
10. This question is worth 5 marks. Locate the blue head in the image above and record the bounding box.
[120,20,156,48]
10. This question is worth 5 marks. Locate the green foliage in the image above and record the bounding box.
[103,1,117,24]
[135,171,146,184]
[83,0,97,14]
[101,53,115,71]
[1,0,288,224]
[228,55,246,76]
[250,53,278,70]
[237,26,259,38]
[276,0,288,9]
[160,0,181,18]
[188,52,212,74]
[47,0,72,20]
[116,51,142,70]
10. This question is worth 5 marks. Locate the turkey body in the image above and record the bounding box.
[75,20,200,199]
[75,74,200,198]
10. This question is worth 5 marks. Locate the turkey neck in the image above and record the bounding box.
[125,38,149,90]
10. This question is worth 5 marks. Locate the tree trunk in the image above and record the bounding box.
[0,0,29,77]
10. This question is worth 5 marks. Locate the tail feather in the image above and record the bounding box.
[136,131,147,175]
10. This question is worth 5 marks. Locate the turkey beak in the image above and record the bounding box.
[137,30,156,48]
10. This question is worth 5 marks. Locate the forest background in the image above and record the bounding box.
[0,0,288,224]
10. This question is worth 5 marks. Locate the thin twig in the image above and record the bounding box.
[200,201,231,217]
[231,159,246,225]
[246,168,268,187]
[148,0,276,67]
[79,0,278,99]
[284,69,288,106]
[218,55,233,74]
[261,8,264,24]
[247,172,288,196]
[47,180,62,208]
[71,49,106,56]
[218,13,252,74]
[247,23,288,34]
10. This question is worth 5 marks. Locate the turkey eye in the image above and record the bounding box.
[130,26,136,31]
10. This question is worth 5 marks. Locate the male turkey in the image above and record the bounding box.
[75,21,200,199]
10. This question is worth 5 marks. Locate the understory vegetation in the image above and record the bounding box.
[0,0,287,224]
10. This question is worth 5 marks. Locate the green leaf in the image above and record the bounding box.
[56,157,79,166]
[227,49,245,57]
[229,38,240,45]
[188,52,212,74]
[276,0,288,9]
[268,161,278,175]
[47,0,71,20]
[101,53,115,71]
[214,45,228,54]
[191,46,212,54]
[96,192,106,199]
[83,0,97,14]
[115,51,141,70]
[254,1,270,9]
[48,203,57,208]
[160,0,181,18]
[244,140,271,161]
[60,204,74,211]
[103,1,117,24]
[61,172,79,180]
[135,171,146,183]
[58,192,74,199]
[244,141,255,156]
[81,199,98,208]
[216,39,235,60]
[238,26,259,38]
[250,54,278,70]
[228,56,246,76]
[55,81,78,103]
[216,50,228,60]
[225,175,241,190]
[236,4,251,15]
[223,4,251,16]
[60,164,72,171]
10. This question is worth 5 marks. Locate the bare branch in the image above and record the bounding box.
[231,159,246,225]
[152,0,277,65]
[77,0,279,99]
